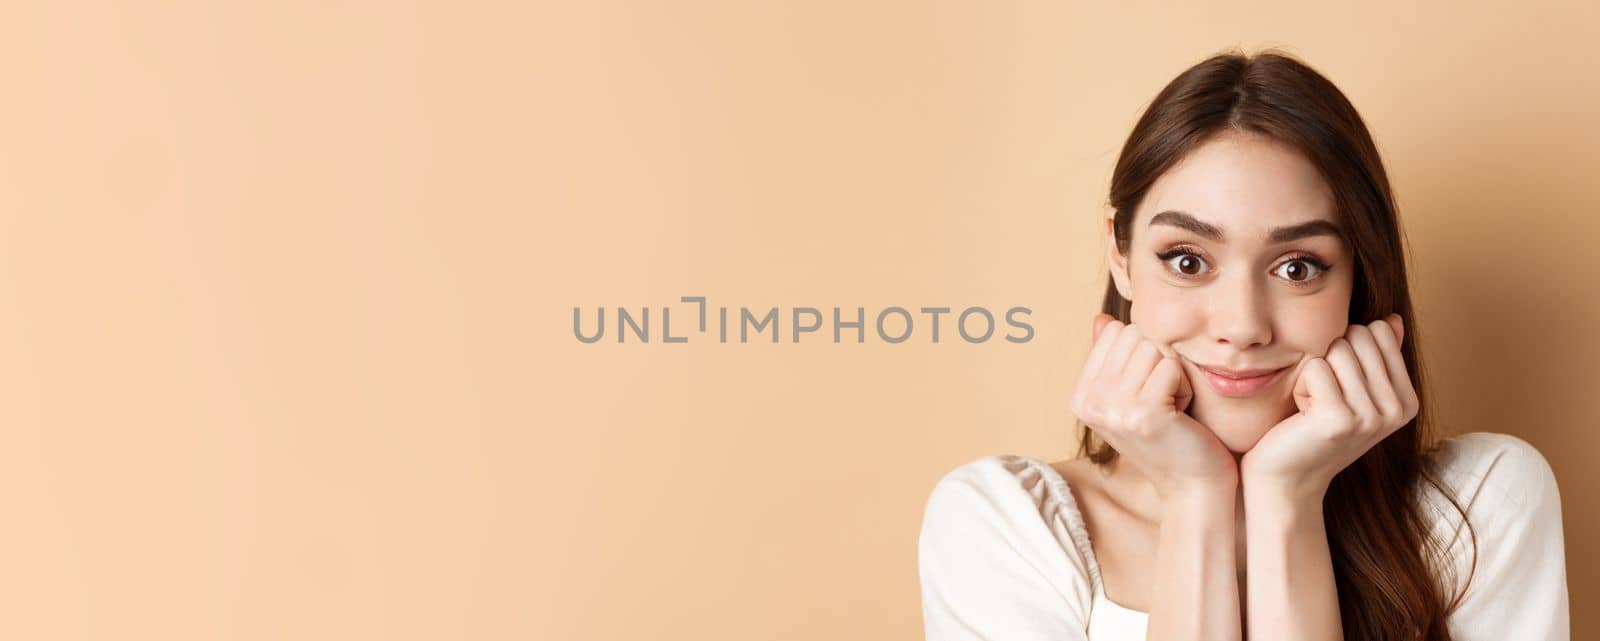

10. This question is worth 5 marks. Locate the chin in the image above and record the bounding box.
[1189,392,1295,454]
[1213,424,1270,454]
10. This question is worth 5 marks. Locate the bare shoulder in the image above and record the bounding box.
[1047,456,1101,491]
[1048,455,1164,527]
[1045,455,1161,611]
[1046,456,1118,512]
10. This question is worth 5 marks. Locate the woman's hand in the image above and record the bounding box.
[1070,314,1239,500]
[1240,314,1418,501]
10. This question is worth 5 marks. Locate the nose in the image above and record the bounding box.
[1209,269,1272,349]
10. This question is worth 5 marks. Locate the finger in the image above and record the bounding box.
[1174,359,1194,412]
[1292,357,1311,400]
[1103,322,1144,379]
[1120,340,1163,394]
[1325,337,1376,420]
[1299,357,1348,414]
[1369,315,1418,417]
[1348,323,1402,422]
[1093,313,1113,341]
[1140,355,1187,409]
[1082,319,1123,382]
[1386,313,1405,345]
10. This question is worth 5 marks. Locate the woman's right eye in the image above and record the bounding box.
[1156,248,1209,277]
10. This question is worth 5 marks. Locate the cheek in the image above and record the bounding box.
[1127,280,1200,346]
[1303,262,1358,353]
[1286,306,1350,357]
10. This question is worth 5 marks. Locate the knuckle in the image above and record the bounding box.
[1076,394,1098,416]
[1334,419,1361,438]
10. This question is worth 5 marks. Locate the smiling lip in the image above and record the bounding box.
[1193,362,1288,398]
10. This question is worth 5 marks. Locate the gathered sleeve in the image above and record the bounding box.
[917,456,1097,641]
[1426,432,1570,641]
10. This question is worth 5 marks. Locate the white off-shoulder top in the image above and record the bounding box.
[917,432,1570,640]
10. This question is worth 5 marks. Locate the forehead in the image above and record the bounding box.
[1137,130,1337,239]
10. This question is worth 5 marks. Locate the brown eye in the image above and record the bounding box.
[1175,255,1203,275]
[1282,261,1310,281]
[1272,257,1328,285]
[1155,248,1209,277]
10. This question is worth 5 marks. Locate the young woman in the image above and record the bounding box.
[917,50,1570,641]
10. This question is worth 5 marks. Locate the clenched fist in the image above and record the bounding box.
[1070,314,1239,499]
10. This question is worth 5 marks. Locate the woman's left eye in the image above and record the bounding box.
[1272,256,1330,285]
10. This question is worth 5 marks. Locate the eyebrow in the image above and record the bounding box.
[1147,209,1343,243]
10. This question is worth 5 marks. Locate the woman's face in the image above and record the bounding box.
[1106,130,1355,454]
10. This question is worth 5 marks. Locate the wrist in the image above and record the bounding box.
[1242,472,1328,511]
[1158,477,1237,514]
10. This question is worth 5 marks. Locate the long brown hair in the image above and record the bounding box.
[1078,48,1477,641]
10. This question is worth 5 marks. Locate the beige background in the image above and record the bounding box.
[1,1,1595,639]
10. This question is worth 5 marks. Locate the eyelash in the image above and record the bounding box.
[1154,244,1334,287]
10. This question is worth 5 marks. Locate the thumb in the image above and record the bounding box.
[1291,358,1314,413]
[1141,355,1197,414]
[1295,357,1343,412]
[1174,359,1194,413]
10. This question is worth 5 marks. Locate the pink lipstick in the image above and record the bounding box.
[1193,362,1287,398]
